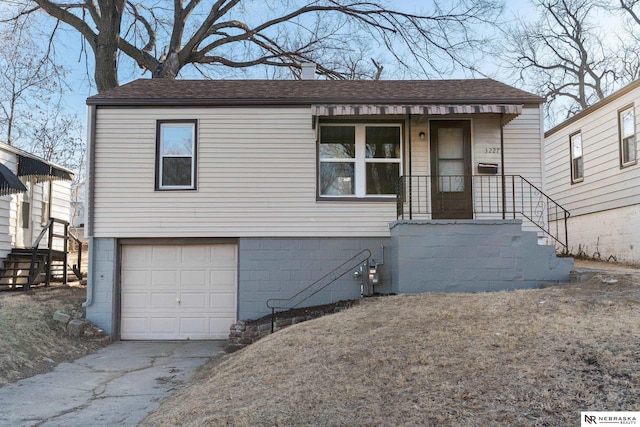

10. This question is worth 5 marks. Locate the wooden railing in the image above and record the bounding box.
[27,218,82,288]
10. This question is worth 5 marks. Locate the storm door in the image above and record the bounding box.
[430,120,473,219]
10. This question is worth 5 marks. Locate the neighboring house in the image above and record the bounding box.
[84,77,573,340]
[71,181,85,230]
[545,79,640,264]
[0,142,75,285]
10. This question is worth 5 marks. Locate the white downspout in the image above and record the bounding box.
[82,237,94,308]
[82,104,96,308]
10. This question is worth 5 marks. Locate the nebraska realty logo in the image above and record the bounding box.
[582,412,639,426]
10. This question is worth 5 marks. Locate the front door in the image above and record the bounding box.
[430,120,473,219]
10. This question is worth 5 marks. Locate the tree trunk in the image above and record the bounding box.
[151,52,180,80]
[94,1,126,92]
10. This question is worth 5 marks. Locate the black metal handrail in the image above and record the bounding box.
[396,175,570,251]
[266,249,371,333]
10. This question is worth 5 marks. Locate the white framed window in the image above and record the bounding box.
[319,123,402,198]
[619,105,636,167]
[156,120,197,190]
[570,131,583,183]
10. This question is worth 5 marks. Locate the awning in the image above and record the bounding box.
[17,155,73,182]
[0,163,27,197]
[311,104,523,125]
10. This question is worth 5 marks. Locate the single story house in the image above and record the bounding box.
[84,76,573,340]
[0,142,75,286]
[544,78,640,263]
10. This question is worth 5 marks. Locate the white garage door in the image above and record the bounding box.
[121,244,237,340]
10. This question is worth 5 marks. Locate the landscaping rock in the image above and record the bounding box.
[67,319,87,337]
[53,310,71,325]
[228,299,358,348]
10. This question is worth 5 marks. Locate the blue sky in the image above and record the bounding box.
[53,1,537,118]
[16,0,618,129]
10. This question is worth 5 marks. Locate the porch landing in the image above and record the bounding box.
[389,219,573,294]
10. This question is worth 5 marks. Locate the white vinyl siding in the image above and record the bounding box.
[484,108,545,234]
[10,180,70,251]
[0,145,73,258]
[406,107,544,233]
[545,86,640,217]
[0,150,15,259]
[503,107,545,187]
[93,106,543,238]
[48,180,72,251]
[409,108,543,186]
[93,107,396,238]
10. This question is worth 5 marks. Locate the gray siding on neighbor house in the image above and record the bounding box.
[390,220,573,294]
[544,83,640,217]
[238,237,391,321]
[544,81,640,262]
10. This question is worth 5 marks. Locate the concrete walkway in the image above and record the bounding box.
[0,341,226,426]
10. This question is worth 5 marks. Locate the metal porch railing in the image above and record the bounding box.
[396,175,570,251]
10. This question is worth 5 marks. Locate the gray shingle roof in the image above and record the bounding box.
[87,78,544,106]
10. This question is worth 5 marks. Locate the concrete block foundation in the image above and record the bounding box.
[85,221,573,336]
[390,220,573,294]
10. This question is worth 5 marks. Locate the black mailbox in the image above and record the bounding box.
[478,163,498,174]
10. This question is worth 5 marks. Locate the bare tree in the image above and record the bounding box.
[4,0,503,92]
[0,16,86,231]
[25,105,84,170]
[0,19,66,145]
[26,106,86,229]
[606,0,640,81]
[617,0,640,24]
[503,0,627,123]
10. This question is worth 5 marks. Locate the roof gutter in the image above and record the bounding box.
[86,97,544,107]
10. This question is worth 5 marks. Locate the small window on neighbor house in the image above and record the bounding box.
[570,132,583,183]
[156,120,197,190]
[20,201,30,229]
[619,106,636,167]
[41,201,49,226]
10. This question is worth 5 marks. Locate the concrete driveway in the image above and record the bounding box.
[0,340,226,426]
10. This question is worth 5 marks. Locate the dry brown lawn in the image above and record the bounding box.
[0,285,109,385]
[142,268,640,427]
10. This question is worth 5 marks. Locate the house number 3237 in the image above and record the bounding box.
[485,148,501,153]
